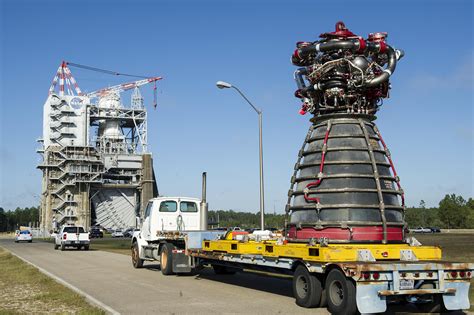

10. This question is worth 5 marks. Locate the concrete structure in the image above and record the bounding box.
[38,62,158,235]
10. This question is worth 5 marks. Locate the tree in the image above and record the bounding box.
[419,200,426,226]
[0,208,6,232]
[438,194,469,229]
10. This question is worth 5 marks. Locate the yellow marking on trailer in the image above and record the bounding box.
[201,240,442,262]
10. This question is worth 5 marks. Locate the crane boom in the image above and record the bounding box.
[87,76,162,99]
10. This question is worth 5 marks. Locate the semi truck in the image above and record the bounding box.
[131,173,472,314]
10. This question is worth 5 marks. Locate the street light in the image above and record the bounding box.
[216,81,265,230]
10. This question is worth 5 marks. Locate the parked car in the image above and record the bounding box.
[14,230,32,243]
[410,227,432,233]
[89,228,104,238]
[427,226,441,233]
[55,225,90,250]
[111,229,124,238]
[123,228,139,238]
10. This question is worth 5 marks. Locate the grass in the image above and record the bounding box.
[0,247,105,315]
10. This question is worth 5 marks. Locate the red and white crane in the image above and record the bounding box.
[87,76,162,108]
[48,61,162,108]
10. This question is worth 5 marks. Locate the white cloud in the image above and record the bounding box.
[409,52,473,90]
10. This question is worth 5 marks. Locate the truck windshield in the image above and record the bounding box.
[180,201,198,212]
[159,201,177,212]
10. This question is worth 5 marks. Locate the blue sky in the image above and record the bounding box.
[0,0,472,213]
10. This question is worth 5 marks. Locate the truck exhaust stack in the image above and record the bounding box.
[200,172,208,230]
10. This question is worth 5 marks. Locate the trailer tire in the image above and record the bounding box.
[60,243,65,251]
[293,265,322,308]
[160,243,175,275]
[131,241,144,268]
[325,269,357,315]
[54,244,59,250]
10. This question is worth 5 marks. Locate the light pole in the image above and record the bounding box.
[216,81,265,230]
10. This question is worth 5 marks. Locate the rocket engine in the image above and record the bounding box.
[286,22,406,243]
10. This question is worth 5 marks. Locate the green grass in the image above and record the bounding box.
[0,247,104,315]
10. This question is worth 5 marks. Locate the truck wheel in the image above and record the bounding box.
[293,265,322,308]
[54,244,59,250]
[60,244,65,251]
[160,243,175,275]
[131,242,144,268]
[325,269,357,315]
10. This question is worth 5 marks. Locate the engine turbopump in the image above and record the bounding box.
[292,21,404,116]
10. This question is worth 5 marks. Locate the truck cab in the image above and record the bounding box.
[139,197,203,241]
[132,196,206,272]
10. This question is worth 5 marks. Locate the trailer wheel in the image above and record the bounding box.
[292,265,322,308]
[325,269,357,315]
[160,243,175,275]
[54,244,59,250]
[60,243,65,251]
[131,241,144,268]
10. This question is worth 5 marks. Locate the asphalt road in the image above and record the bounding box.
[0,239,328,314]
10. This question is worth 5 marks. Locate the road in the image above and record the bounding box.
[0,239,328,314]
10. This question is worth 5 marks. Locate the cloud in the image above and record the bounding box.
[408,53,473,90]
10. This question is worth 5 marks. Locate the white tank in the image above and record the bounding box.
[98,93,123,139]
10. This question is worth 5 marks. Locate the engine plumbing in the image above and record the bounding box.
[292,21,404,116]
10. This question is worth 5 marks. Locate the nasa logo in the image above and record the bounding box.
[70,97,83,109]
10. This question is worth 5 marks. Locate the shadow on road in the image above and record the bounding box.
[194,269,294,298]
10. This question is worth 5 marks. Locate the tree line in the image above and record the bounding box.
[210,194,474,229]
[1,194,472,232]
[0,206,40,232]
[405,194,474,229]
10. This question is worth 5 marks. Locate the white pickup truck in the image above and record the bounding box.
[54,225,90,251]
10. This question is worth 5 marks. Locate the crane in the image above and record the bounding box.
[86,77,162,108]
[48,61,162,108]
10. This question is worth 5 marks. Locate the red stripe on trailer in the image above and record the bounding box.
[288,226,403,241]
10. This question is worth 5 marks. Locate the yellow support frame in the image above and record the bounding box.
[202,239,442,262]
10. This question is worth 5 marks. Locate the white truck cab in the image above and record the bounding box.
[140,197,203,241]
[132,173,209,273]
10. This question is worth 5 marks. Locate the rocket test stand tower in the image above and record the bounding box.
[38,62,159,234]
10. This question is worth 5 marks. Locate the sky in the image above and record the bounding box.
[0,0,472,213]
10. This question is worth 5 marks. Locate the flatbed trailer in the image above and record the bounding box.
[132,229,473,314]
[131,176,472,314]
